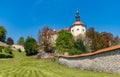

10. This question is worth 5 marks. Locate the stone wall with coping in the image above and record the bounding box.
[58,49,120,74]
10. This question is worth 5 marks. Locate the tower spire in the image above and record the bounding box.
[76,10,80,21]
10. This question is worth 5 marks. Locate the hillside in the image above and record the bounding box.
[0,51,120,77]
[0,42,8,47]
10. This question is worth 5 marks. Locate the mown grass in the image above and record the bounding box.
[0,51,120,77]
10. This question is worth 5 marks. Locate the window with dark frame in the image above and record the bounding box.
[83,29,84,32]
[72,30,74,32]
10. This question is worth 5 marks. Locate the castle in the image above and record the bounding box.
[50,10,86,43]
[70,10,86,38]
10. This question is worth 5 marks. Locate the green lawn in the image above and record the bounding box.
[0,51,120,77]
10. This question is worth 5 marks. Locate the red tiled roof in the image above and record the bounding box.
[73,21,83,25]
[47,28,70,35]
[70,21,86,28]
[59,45,120,58]
[63,28,70,31]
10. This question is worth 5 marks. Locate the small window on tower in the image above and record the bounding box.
[83,29,84,32]
[77,29,79,31]
[72,30,74,32]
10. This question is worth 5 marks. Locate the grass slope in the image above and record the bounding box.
[0,51,120,77]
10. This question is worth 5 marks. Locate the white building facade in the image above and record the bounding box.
[70,10,86,39]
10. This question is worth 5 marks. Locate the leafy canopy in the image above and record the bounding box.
[55,30,74,53]
[0,26,7,42]
[6,37,14,45]
[24,36,38,56]
[38,26,54,53]
[86,27,120,51]
[17,36,24,45]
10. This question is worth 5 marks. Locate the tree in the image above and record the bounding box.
[69,38,86,55]
[24,36,38,56]
[74,38,86,53]
[6,37,14,45]
[100,32,113,47]
[0,26,7,42]
[86,27,119,51]
[55,30,74,53]
[17,36,25,45]
[86,27,95,39]
[113,36,120,45]
[38,26,54,53]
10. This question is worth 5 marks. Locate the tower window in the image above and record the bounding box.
[77,29,79,31]
[72,30,74,32]
[83,29,84,32]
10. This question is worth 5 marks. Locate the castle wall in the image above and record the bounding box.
[58,48,120,74]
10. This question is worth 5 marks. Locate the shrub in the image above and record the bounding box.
[6,54,14,58]
[18,48,22,52]
[0,53,6,58]
[0,46,4,52]
[69,49,83,55]
[3,47,13,54]
[0,53,14,58]
[0,46,14,58]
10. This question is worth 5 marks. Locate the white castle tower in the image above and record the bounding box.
[70,10,86,39]
[49,10,86,43]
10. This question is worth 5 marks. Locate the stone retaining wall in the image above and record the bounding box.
[58,48,120,74]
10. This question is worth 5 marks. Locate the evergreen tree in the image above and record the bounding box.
[74,38,86,53]
[24,36,38,56]
[0,26,7,42]
[6,37,14,45]
[17,36,25,45]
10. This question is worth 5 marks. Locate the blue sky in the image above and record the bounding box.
[0,0,120,43]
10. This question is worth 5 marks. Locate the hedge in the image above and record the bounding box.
[0,53,14,58]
